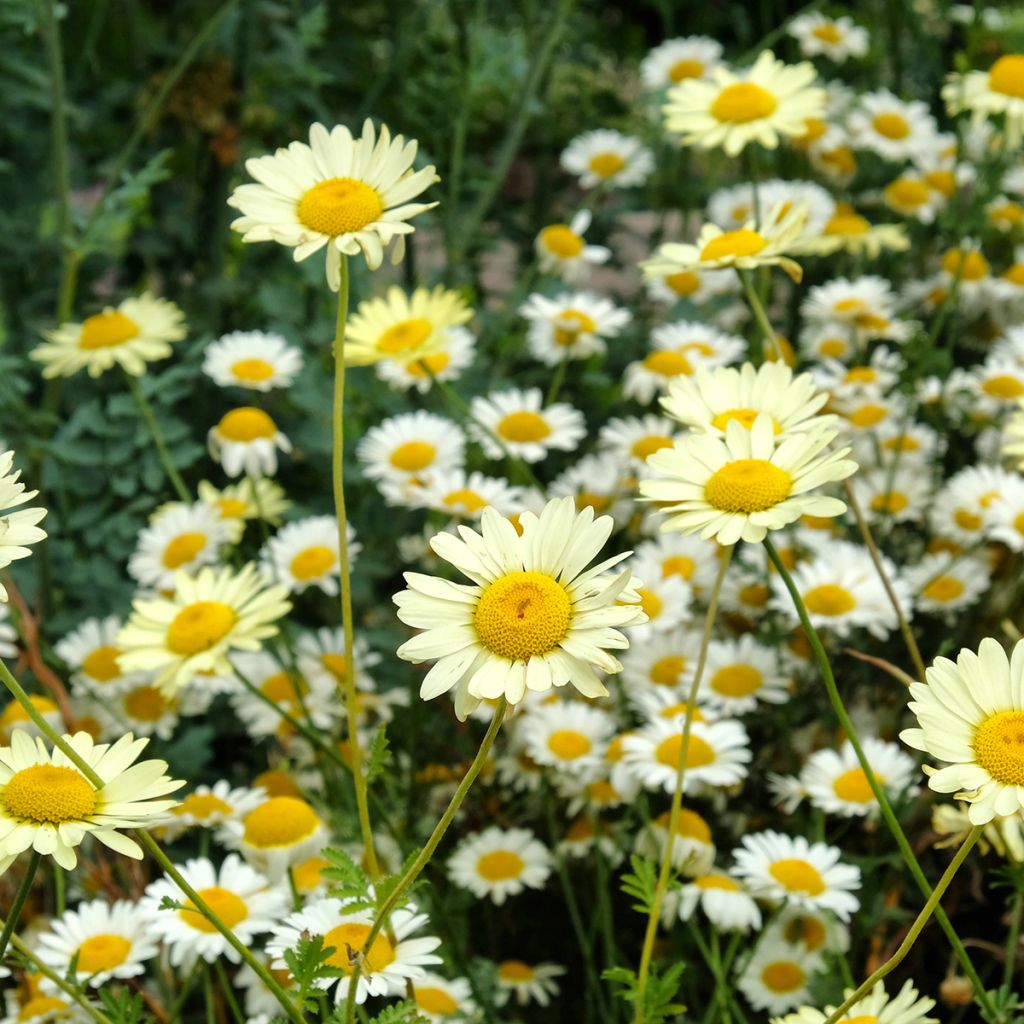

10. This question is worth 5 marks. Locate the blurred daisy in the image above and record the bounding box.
[202,330,302,391]
[631,534,722,597]
[737,941,823,1014]
[802,738,917,818]
[56,617,135,696]
[0,451,47,600]
[520,291,631,365]
[789,13,868,63]
[883,173,946,223]
[101,682,179,740]
[676,867,762,931]
[0,696,61,745]
[163,780,265,840]
[944,54,1024,148]
[295,627,381,695]
[849,467,930,525]
[931,465,1015,543]
[701,635,790,713]
[259,515,359,596]
[412,974,476,1022]
[357,411,465,491]
[849,91,939,162]
[560,130,654,189]
[535,211,610,283]
[645,264,734,306]
[905,553,990,616]
[620,630,702,691]
[519,701,613,780]
[128,502,231,591]
[469,388,586,464]
[599,415,680,471]
[228,119,438,286]
[411,468,523,520]
[208,406,292,478]
[635,808,715,874]
[494,960,565,1007]
[774,980,936,1024]
[626,572,692,638]
[550,453,630,523]
[376,325,476,393]
[31,293,186,379]
[448,826,552,904]
[197,478,290,543]
[225,793,326,881]
[641,37,723,90]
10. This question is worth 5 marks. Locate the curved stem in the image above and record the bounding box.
[331,256,379,881]
[0,851,41,961]
[127,374,190,502]
[634,545,733,1024]
[738,270,780,364]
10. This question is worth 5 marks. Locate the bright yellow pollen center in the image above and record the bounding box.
[588,152,626,177]
[762,962,806,993]
[231,358,275,383]
[825,212,870,235]
[123,686,168,722]
[696,873,742,891]
[166,601,237,655]
[643,350,693,376]
[292,856,330,891]
[804,584,856,616]
[849,404,887,427]
[1005,264,1024,286]
[922,575,965,602]
[704,459,791,513]
[974,710,1024,786]
[497,411,551,443]
[218,407,276,442]
[989,55,1024,98]
[711,407,778,432]
[261,671,308,705]
[832,767,877,803]
[886,177,929,207]
[670,58,705,82]
[83,646,122,682]
[19,997,70,1021]
[632,435,674,461]
[473,571,572,661]
[500,960,535,981]
[983,375,1024,399]
[701,229,767,262]
[290,545,336,581]
[163,531,207,569]
[180,887,248,933]
[3,764,96,823]
[710,82,778,123]
[926,169,956,197]
[217,498,249,518]
[416,987,459,1014]
[770,858,826,894]
[656,808,711,841]
[378,318,433,354]
[320,653,348,680]
[443,487,487,512]
[820,338,848,357]
[844,1017,880,1024]
[666,271,701,296]
[0,697,57,732]
[784,915,827,950]
[173,792,233,819]
[477,850,525,881]
[389,440,437,472]
[655,733,715,769]
[76,934,132,974]
[1014,512,1024,536]
[296,177,383,236]
[540,224,585,258]
[79,311,140,350]
[739,583,770,607]
[243,796,319,847]
[547,729,592,761]
[955,508,983,531]
[872,112,910,140]
[323,923,395,973]
[942,248,990,280]
[812,22,843,43]
[650,655,686,686]
[660,702,705,721]
[636,587,663,620]
[407,351,450,377]
[553,309,597,346]
[660,557,694,582]
[869,491,908,514]
[710,664,762,697]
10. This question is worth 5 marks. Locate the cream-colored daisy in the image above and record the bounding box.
[207,406,292,478]
[0,730,182,873]
[447,826,552,904]
[31,293,186,379]
[55,616,138,697]
[701,635,791,714]
[641,36,724,90]
[788,12,868,63]
[631,534,722,598]
[620,629,702,693]
[534,210,610,283]
[162,779,265,841]
[469,388,586,463]
[409,468,523,520]
[599,415,681,471]
[375,325,476,393]
[930,464,1015,543]
[520,290,632,365]
[848,466,930,525]
[801,738,918,819]
[494,960,566,1007]
[128,502,231,591]
[100,682,180,740]
[737,940,824,1014]
[944,55,1024,148]
[357,411,465,492]
[197,478,291,543]
[550,453,631,523]
[0,695,61,745]
[772,980,936,1024]
[882,173,947,223]
[644,263,735,306]
[0,451,47,601]
[708,179,835,236]
[904,553,989,618]
[202,330,303,391]
[560,130,654,189]
[802,202,910,258]
[394,498,645,719]
[675,866,762,932]
[518,701,613,781]
[117,563,291,695]
[849,90,939,162]
[228,119,438,286]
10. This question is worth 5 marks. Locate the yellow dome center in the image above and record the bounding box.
[261,671,308,705]
[925,169,956,197]
[539,224,585,258]
[217,498,249,518]
[123,685,168,722]
[636,587,663,620]
[975,710,1024,786]
[650,655,685,686]
[0,696,57,731]
[784,913,827,950]
[942,248,990,280]
[643,350,693,377]
[19,997,70,1021]
[885,177,929,207]
[230,357,275,383]
[290,545,336,581]
[954,508,982,531]
[443,487,487,512]
[832,767,876,803]
[710,664,762,697]
[656,808,711,841]
[983,374,1024,399]
[739,583,770,607]
[844,1017,880,1024]
[323,922,395,973]
[378,318,433,354]
[297,177,384,236]
[695,873,742,891]
[666,271,701,296]
[76,934,132,974]
[243,796,319,848]
[3,764,96,823]
[79,311,140,350]
[292,855,330,892]
[497,411,551,443]
[407,351,450,377]
[710,82,778,123]
[701,229,767,262]
[167,601,237,655]
[848,404,887,427]
[812,22,843,43]
[989,55,1024,98]
[477,850,525,881]
[173,792,233,820]
[872,112,910,140]
[179,886,249,933]
[1005,264,1024,286]
[416,987,459,1015]
[769,858,826,894]
[655,733,715,769]
[553,309,597,346]
[82,645,122,682]
[711,407,778,432]
[389,440,437,472]
[669,58,705,82]
[320,653,348,680]
[632,434,675,461]
[825,211,870,235]
[761,961,806,993]
[473,571,572,661]
[588,152,626,177]
[705,458,792,513]
[218,407,277,442]
[547,729,592,761]
[922,575,965,602]
[804,584,856,616]
[162,531,208,569]
[499,960,535,981]
[869,491,908,515]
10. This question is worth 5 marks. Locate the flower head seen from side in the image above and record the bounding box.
[0,451,47,600]
[944,54,1024,148]
[772,979,937,1024]
[901,637,1024,824]
[228,120,439,287]
[208,406,292,479]
[534,211,610,283]
[640,415,856,544]
[0,730,182,873]
[31,293,186,379]
[394,497,646,720]
[560,130,655,189]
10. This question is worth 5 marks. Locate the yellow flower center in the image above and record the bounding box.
[217,407,277,442]
[389,440,437,472]
[922,575,965,602]
[762,961,806,993]
[974,710,1024,786]
[925,169,956,197]
[656,808,711,841]
[650,655,686,686]
[643,350,693,377]
[983,375,1024,399]
[76,934,132,974]
[942,248,990,280]
[179,886,249,933]
[769,858,826,895]
[162,531,208,569]
[885,177,929,208]
[290,545,336,581]
[292,855,330,892]
[825,211,870,235]
[872,112,910,140]
[320,653,348,680]
[588,152,626,177]
[296,177,384,236]
[739,583,770,607]
[669,58,705,82]
[539,224,585,258]
[0,696,57,731]
[19,997,70,1021]
[711,407,778,432]
[497,411,551,443]
[695,873,742,891]
[1014,512,1024,536]
[553,309,597,346]
[832,767,877,803]
[659,557,694,583]
[443,487,487,512]
[666,271,701,296]
[499,960,535,981]
[243,796,319,848]
[845,367,877,383]
[416,987,459,1015]
[784,914,827,950]
[632,434,675,461]
[473,571,572,661]
[804,584,856,616]
[82,646,122,682]
[261,671,308,706]
[848,404,887,427]
[991,202,1024,226]
[2,764,96,823]
[477,850,525,881]
[217,497,249,518]
[407,351,450,377]
[547,729,592,761]
[588,779,619,803]
[844,1017,880,1024]
[1004,264,1024,286]
[123,685,169,722]
[812,21,843,43]
[230,358,275,383]
[989,55,1024,98]
[172,792,233,820]
[710,82,778,123]
[377,318,433,354]
[710,664,762,698]
[323,922,395,973]
[704,459,792,514]
[166,601,237,656]
[820,338,848,358]
[655,733,715,769]
[954,508,983,531]
[660,702,705,721]
[79,311,140,350]
[701,229,767,262]
[636,587,663,620]
[869,491,908,514]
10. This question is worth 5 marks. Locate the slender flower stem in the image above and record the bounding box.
[1005,885,1024,987]
[634,546,734,1024]
[842,480,927,681]
[127,374,190,502]
[0,851,41,961]
[344,698,508,1024]
[763,539,998,1020]
[545,353,570,405]
[330,255,379,882]
[738,270,781,364]
[822,826,983,1024]
[215,959,247,1024]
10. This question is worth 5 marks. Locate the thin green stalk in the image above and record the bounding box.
[53,862,65,916]
[763,539,998,1020]
[127,374,190,502]
[634,546,734,1024]
[1005,886,1023,987]
[823,827,983,1024]
[545,354,570,405]
[330,255,379,882]
[215,960,247,1024]
[204,964,216,1024]
[738,270,780,364]
[344,698,507,1024]
[0,851,41,961]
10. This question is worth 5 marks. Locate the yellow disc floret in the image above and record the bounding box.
[166,601,237,656]
[989,55,1024,99]
[76,934,132,974]
[243,796,320,848]
[323,922,395,974]
[217,408,277,442]
[974,710,1024,786]
[179,887,249,933]
[711,83,778,123]
[704,459,792,513]
[539,225,584,258]
[297,178,384,236]
[769,858,826,895]
[79,312,140,350]
[701,229,767,262]
[3,765,96,823]
[497,411,552,444]
[473,572,572,661]
[476,850,525,881]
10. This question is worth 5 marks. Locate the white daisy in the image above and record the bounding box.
[701,635,790,714]
[409,469,523,520]
[494,960,565,1007]
[207,406,292,478]
[773,979,937,1024]
[375,325,476,393]
[412,974,477,1022]
[620,629,703,692]
[224,793,327,881]
[357,411,465,491]
[801,738,918,818]
[848,466,931,525]
[644,264,735,306]
[128,502,231,591]
[904,553,990,616]
[202,330,303,391]
[447,826,553,904]
[520,290,632,366]
[535,210,610,283]
[849,91,939,162]
[469,388,586,464]
[0,451,47,600]
[676,867,762,932]
[789,12,868,63]
[518,701,613,781]
[259,515,358,596]
[737,940,824,1014]
[599,415,681,471]
[560,130,654,189]
[634,808,716,875]
[931,465,1015,543]
[162,780,265,841]
[55,617,136,697]
[640,37,724,90]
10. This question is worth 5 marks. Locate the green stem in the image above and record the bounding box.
[738,270,780,364]
[763,539,998,1020]
[53,862,65,916]
[822,826,983,1024]
[204,964,216,1024]
[1005,886,1023,987]
[127,374,190,502]
[215,959,247,1024]
[0,851,41,961]
[343,698,507,1024]
[634,546,734,1024]
[545,355,570,406]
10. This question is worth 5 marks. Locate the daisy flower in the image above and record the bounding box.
[375,325,476,393]
[676,867,762,932]
[35,898,159,987]
[733,831,861,920]
[202,330,303,391]
[599,415,680,471]
[31,293,186,379]
[631,534,722,597]
[931,465,1015,543]
[469,388,586,463]
[626,573,692,638]
[905,553,990,616]
[55,617,136,696]
[788,13,868,63]
[560,130,654,189]
[737,940,824,1014]
[709,180,835,236]
[701,635,790,713]
[883,173,946,223]
[197,477,290,543]
[665,50,825,156]
[294,627,381,694]
[518,701,613,780]
[412,974,477,1022]
[394,498,646,719]
[0,607,16,661]
[494,961,566,1007]
[641,416,855,544]
[162,780,265,840]
[447,826,552,904]
[802,738,918,818]
[0,452,47,600]
[143,853,287,966]
[849,90,939,162]
[641,36,723,90]
[100,682,179,740]
[117,563,291,695]
[259,515,358,596]
[801,275,904,339]
[534,210,609,283]
[774,980,936,1024]
[944,54,1024,148]
[635,808,716,874]
[128,502,231,591]
[550,453,630,522]
[848,467,930,525]
[620,630,702,691]
[2,988,89,1024]
[226,793,327,881]
[520,290,631,366]
[644,264,735,306]
[228,119,438,286]
[410,468,523,520]
[207,406,292,478]
[0,730,182,873]
[357,411,464,490]
[0,695,61,745]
